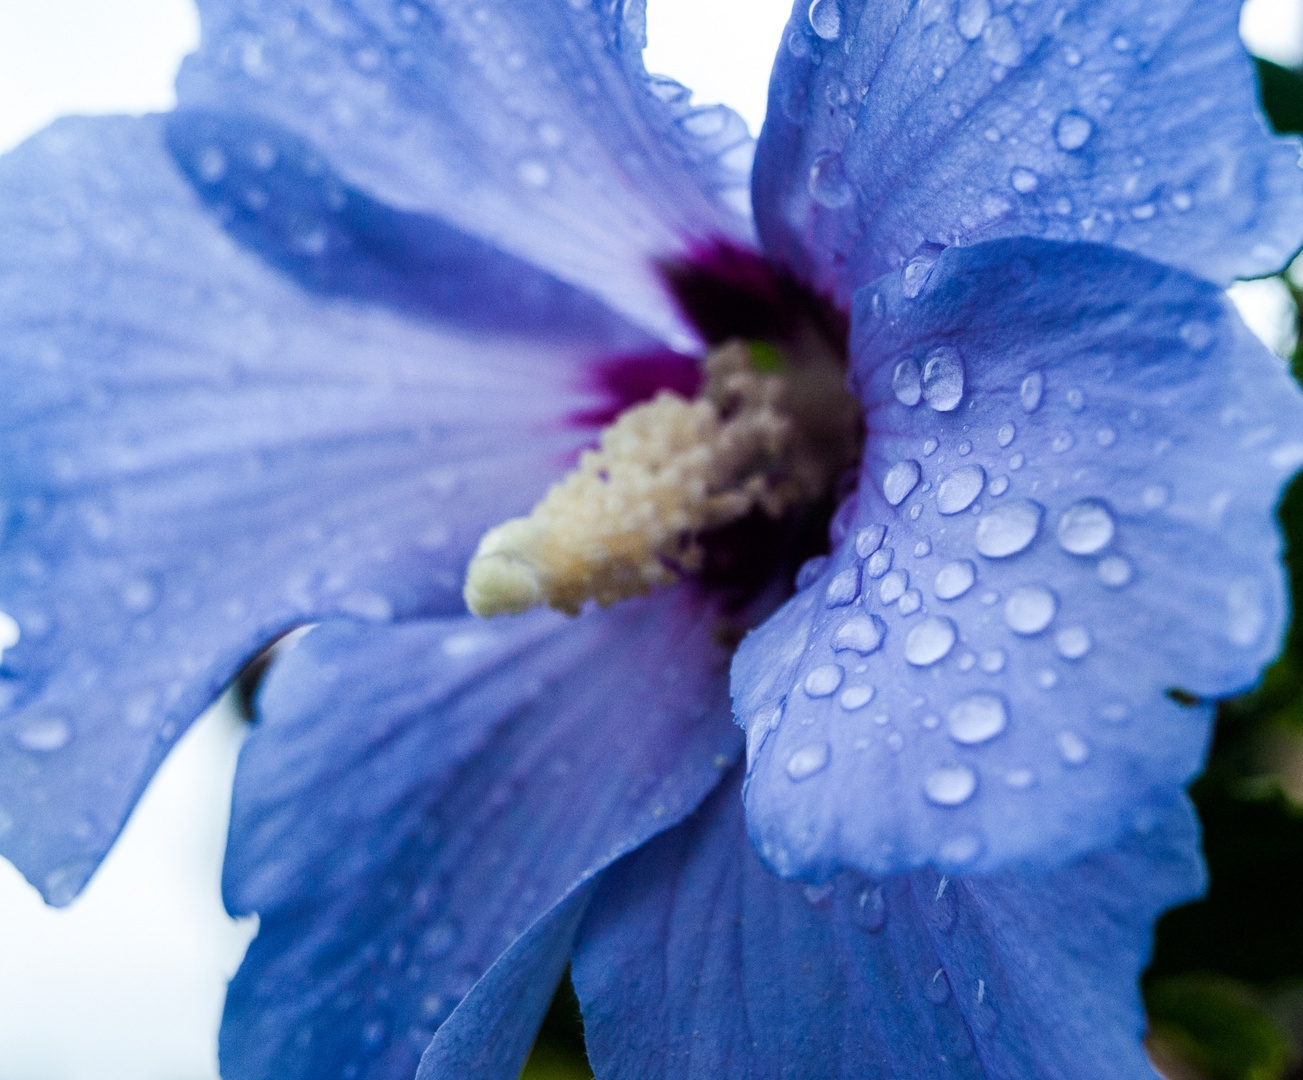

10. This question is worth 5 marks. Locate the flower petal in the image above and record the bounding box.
[220,590,740,1080]
[176,0,755,343]
[0,115,650,903]
[755,0,1303,303]
[572,765,1202,1080]
[734,237,1303,878]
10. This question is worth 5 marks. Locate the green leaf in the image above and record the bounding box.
[1146,975,1292,1080]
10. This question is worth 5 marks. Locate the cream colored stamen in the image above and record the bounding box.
[464,337,858,617]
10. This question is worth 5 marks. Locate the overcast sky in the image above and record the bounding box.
[0,0,1299,1077]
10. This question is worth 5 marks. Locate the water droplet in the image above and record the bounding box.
[856,525,887,558]
[808,0,842,39]
[1227,578,1266,646]
[796,555,829,590]
[120,577,158,614]
[804,882,835,906]
[997,422,1016,447]
[851,884,887,931]
[14,715,72,753]
[808,150,853,208]
[902,254,938,297]
[925,764,976,805]
[804,664,845,698]
[1172,190,1193,212]
[923,437,939,456]
[905,617,957,666]
[947,693,1008,744]
[1057,499,1115,555]
[922,348,965,411]
[1142,484,1170,509]
[1097,555,1133,587]
[1004,585,1057,635]
[833,614,887,654]
[1038,667,1059,689]
[956,0,989,39]
[788,742,831,781]
[1057,730,1090,765]
[420,920,461,958]
[1051,432,1075,453]
[898,589,922,615]
[1055,111,1094,151]
[840,684,875,710]
[939,834,981,867]
[957,441,973,456]
[979,648,1006,673]
[0,612,19,657]
[934,560,976,600]
[1065,388,1085,411]
[516,158,551,187]
[1179,320,1214,351]
[974,499,1043,558]
[1055,625,1092,659]
[879,569,909,604]
[197,146,227,183]
[982,16,1022,65]
[988,475,1009,496]
[1009,452,1025,470]
[825,568,860,607]
[893,359,923,406]
[884,461,922,505]
[937,465,985,515]
[915,538,933,557]
[1096,427,1117,447]
[925,967,953,1003]
[1010,167,1038,193]
[1019,371,1044,412]
[865,547,894,579]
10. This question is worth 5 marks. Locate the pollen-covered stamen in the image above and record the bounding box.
[464,337,859,617]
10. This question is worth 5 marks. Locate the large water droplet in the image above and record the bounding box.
[893,359,922,406]
[905,617,957,666]
[825,568,860,607]
[1010,167,1038,194]
[884,461,922,506]
[808,151,853,208]
[1055,111,1094,151]
[1019,370,1043,412]
[851,884,886,931]
[925,764,976,805]
[856,525,887,557]
[922,348,965,411]
[833,614,887,654]
[974,499,1043,558]
[1057,499,1115,555]
[840,684,876,710]
[947,693,1008,744]
[14,715,72,753]
[937,465,985,515]
[879,569,909,604]
[1004,584,1057,635]
[804,664,845,698]
[1055,625,1092,659]
[788,742,831,781]
[1057,730,1090,765]
[982,16,1022,65]
[934,560,976,600]
[808,0,842,40]
[956,0,989,39]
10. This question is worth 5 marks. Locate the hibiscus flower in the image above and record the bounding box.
[2,0,1302,1077]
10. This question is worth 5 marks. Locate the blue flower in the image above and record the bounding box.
[1,0,1301,1077]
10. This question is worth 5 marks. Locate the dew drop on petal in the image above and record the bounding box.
[1057,499,1116,555]
[923,348,965,412]
[893,359,923,406]
[903,254,938,297]
[14,715,72,753]
[979,648,1006,673]
[982,16,1022,65]
[804,664,844,697]
[988,475,1009,496]
[997,422,1016,447]
[1004,585,1057,635]
[1005,767,1034,788]
[1055,625,1092,659]
[923,437,939,456]
[937,465,985,515]
[808,150,853,208]
[905,617,957,666]
[934,560,976,600]
[1010,167,1038,193]
[1057,730,1090,765]
[833,614,887,654]
[808,0,842,40]
[1097,555,1133,587]
[925,764,977,805]
[1055,111,1094,151]
[1227,578,1267,647]
[884,461,922,505]
[851,884,887,931]
[974,499,1043,558]
[879,569,909,604]
[915,538,933,557]
[947,693,1008,744]
[865,547,894,579]
[840,684,876,710]
[856,524,887,557]
[788,742,831,780]
[1019,371,1043,412]
[898,589,923,615]
[1142,484,1170,509]
[956,0,989,39]
[825,568,860,607]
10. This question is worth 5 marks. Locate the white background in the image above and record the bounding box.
[0,0,1298,1077]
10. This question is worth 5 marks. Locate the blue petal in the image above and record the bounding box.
[220,590,741,1080]
[0,115,652,903]
[572,765,1203,1079]
[734,237,1303,879]
[176,0,755,344]
[754,0,1303,304]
